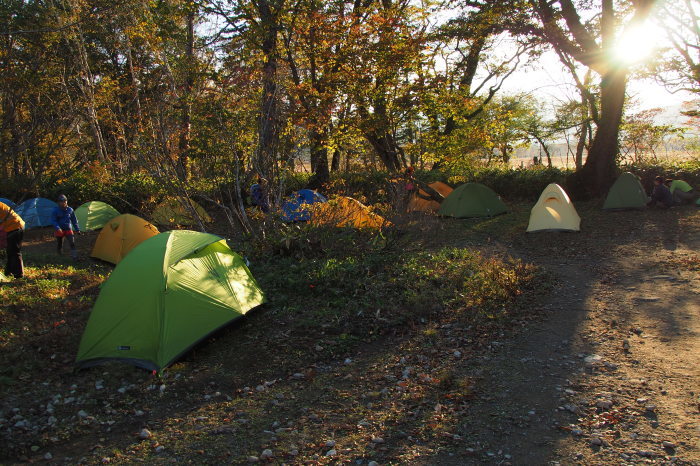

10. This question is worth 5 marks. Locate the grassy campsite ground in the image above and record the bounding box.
[0,201,698,465]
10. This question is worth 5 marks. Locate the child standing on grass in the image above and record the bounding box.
[52,194,81,260]
[0,200,25,278]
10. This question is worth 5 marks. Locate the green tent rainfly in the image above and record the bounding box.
[438,183,508,218]
[76,230,266,372]
[75,201,120,230]
[603,172,647,210]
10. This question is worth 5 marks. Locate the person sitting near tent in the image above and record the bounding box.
[250,177,270,213]
[400,166,445,207]
[0,201,25,279]
[52,194,81,260]
[664,178,699,205]
[647,176,675,209]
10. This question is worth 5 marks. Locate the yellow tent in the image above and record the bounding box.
[526,183,580,232]
[407,182,453,212]
[310,196,391,229]
[152,198,212,226]
[91,214,160,264]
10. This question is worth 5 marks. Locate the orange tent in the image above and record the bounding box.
[407,182,453,212]
[310,196,391,229]
[91,214,160,264]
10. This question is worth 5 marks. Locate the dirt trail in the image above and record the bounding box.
[425,208,700,465]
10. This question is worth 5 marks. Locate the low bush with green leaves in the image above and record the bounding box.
[251,226,542,338]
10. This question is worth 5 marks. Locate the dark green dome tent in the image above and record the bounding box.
[76,230,265,372]
[603,172,647,210]
[438,183,508,218]
[75,201,120,230]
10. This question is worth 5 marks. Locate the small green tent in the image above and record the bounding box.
[76,230,265,372]
[438,183,508,218]
[75,201,120,230]
[603,172,647,210]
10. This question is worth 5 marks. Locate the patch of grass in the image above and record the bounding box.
[253,226,542,342]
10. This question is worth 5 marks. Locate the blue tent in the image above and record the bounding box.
[281,189,327,222]
[0,198,16,209]
[15,198,58,228]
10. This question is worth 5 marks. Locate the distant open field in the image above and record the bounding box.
[510,149,699,169]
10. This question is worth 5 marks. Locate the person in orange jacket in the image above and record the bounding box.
[0,201,25,278]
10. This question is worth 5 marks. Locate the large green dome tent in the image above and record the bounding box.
[76,230,265,372]
[75,201,120,230]
[438,183,508,218]
[603,172,647,210]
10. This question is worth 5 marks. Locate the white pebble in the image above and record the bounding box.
[325,440,336,447]
[260,449,273,459]
[372,437,384,443]
[138,428,152,440]
[325,449,336,456]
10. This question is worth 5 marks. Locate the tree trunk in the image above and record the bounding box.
[574,120,589,169]
[177,9,194,181]
[364,131,402,172]
[256,0,280,182]
[68,14,108,163]
[572,67,627,197]
[331,148,341,172]
[309,128,330,187]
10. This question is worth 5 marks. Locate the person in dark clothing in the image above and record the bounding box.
[250,177,270,213]
[51,194,81,259]
[0,201,25,278]
[648,176,675,208]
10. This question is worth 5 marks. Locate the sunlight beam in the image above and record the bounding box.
[612,23,659,65]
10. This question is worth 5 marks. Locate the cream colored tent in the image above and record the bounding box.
[526,183,580,232]
[91,214,160,264]
[310,196,391,229]
[152,198,212,226]
[407,182,453,212]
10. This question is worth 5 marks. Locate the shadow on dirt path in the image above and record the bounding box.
[422,206,699,465]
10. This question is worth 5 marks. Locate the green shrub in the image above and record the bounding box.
[624,159,700,191]
[251,226,541,336]
[446,166,569,200]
